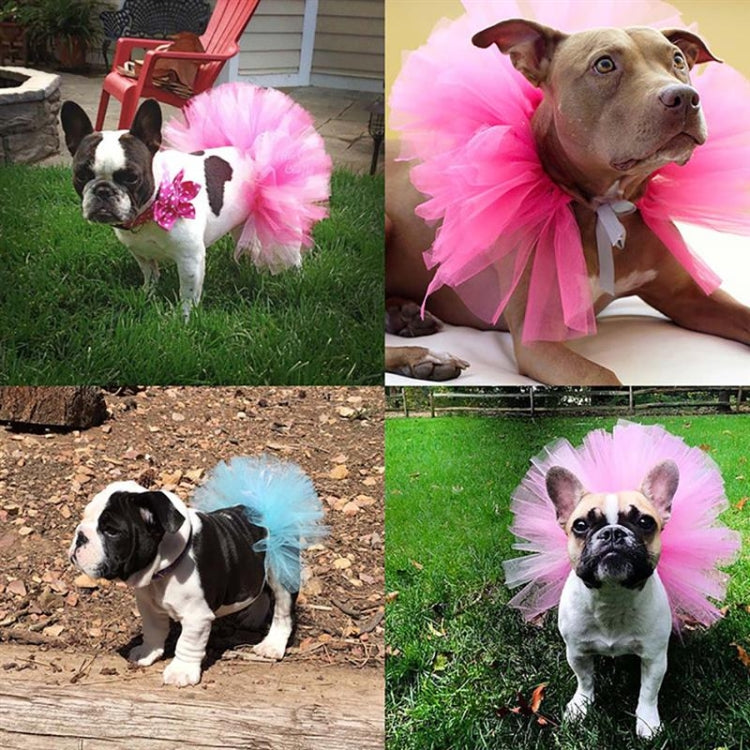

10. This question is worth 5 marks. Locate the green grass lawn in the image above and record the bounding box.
[0,166,383,385]
[386,414,750,750]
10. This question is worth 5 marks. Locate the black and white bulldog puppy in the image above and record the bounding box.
[546,460,679,739]
[69,481,295,687]
[60,100,257,318]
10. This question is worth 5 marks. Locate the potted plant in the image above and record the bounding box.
[36,0,103,71]
[0,1,39,64]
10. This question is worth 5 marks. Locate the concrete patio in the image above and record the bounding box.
[36,70,383,174]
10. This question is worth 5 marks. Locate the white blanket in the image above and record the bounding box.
[385,224,750,385]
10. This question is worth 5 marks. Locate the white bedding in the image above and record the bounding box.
[385,224,750,385]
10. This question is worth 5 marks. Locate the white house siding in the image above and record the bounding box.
[237,0,306,78]
[310,0,383,91]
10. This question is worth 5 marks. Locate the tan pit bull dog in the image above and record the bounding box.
[385,20,750,384]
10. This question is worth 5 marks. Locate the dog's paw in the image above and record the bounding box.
[385,299,443,337]
[409,350,469,381]
[128,644,164,667]
[636,708,662,739]
[564,693,591,722]
[252,637,286,661]
[162,658,202,687]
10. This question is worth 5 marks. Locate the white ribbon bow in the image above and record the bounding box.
[594,200,637,295]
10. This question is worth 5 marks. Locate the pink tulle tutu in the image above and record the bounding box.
[164,83,332,272]
[390,0,750,343]
[504,421,740,629]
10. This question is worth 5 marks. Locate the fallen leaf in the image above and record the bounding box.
[410,559,424,571]
[74,574,99,589]
[736,497,748,511]
[43,625,64,638]
[329,465,349,480]
[18,526,34,537]
[432,653,450,672]
[354,494,377,507]
[332,453,347,464]
[342,502,359,516]
[385,591,399,604]
[6,580,26,597]
[529,682,548,713]
[171,412,185,422]
[333,557,352,570]
[731,642,750,669]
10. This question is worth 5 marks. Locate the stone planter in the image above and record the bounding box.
[0,66,61,164]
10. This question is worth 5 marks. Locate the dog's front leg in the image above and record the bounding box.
[162,610,214,687]
[132,253,160,293]
[564,649,595,721]
[640,261,750,346]
[635,651,667,739]
[128,589,170,666]
[175,245,207,320]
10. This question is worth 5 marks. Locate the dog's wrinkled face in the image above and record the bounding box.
[546,461,679,589]
[60,100,162,226]
[474,20,719,182]
[69,482,184,581]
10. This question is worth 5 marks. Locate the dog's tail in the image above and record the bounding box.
[192,455,327,592]
[163,82,332,273]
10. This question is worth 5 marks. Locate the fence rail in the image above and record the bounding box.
[385,387,748,418]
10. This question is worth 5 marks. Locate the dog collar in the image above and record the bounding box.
[152,522,193,581]
[121,169,201,232]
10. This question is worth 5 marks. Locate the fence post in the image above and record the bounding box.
[629,387,634,415]
[402,387,408,418]
[529,387,535,417]
[430,389,435,418]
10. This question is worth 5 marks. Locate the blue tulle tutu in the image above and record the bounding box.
[191,455,327,592]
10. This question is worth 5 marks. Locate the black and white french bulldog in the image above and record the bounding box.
[60,98,277,318]
[69,481,296,687]
[546,460,679,738]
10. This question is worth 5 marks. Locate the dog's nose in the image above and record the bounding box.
[599,526,627,544]
[659,85,701,111]
[75,530,87,549]
[93,182,115,199]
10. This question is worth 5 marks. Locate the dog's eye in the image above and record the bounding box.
[593,56,616,74]
[100,525,120,538]
[572,519,588,534]
[673,52,687,69]
[638,515,656,532]
[116,170,138,186]
[76,167,94,184]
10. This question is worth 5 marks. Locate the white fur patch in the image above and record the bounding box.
[604,494,619,525]
[94,131,127,178]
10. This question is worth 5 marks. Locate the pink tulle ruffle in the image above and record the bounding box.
[164,83,332,272]
[504,421,740,629]
[390,0,750,343]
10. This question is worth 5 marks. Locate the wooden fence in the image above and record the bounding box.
[386,387,748,418]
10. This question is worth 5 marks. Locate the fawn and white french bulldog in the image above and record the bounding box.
[546,459,679,738]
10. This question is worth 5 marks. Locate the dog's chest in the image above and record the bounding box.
[115,147,253,257]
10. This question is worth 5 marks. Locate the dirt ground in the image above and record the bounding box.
[0,387,384,689]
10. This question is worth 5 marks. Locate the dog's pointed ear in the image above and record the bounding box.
[546,466,586,525]
[130,99,162,155]
[472,18,567,86]
[662,29,722,69]
[60,101,94,156]
[135,491,185,533]
[640,460,679,524]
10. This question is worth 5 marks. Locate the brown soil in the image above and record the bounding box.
[0,386,384,682]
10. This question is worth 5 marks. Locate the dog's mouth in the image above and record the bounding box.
[87,206,128,225]
[612,132,702,172]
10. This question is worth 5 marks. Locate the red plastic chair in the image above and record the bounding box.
[95,0,261,130]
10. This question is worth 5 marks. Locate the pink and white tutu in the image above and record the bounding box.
[390,0,750,343]
[504,421,740,629]
[164,83,332,272]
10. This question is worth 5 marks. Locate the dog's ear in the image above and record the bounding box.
[60,101,94,156]
[546,466,585,525]
[662,29,722,69]
[640,460,679,524]
[130,99,162,155]
[135,491,185,534]
[472,18,567,86]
